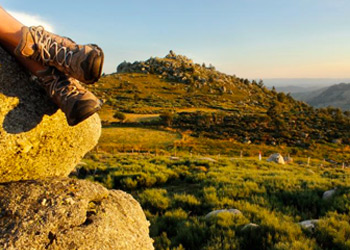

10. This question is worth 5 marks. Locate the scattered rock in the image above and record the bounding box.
[325,158,337,164]
[241,223,259,232]
[322,188,337,200]
[205,209,242,219]
[0,178,154,250]
[332,138,342,144]
[284,155,293,164]
[299,219,319,232]
[267,153,285,164]
[0,45,101,182]
[243,137,251,144]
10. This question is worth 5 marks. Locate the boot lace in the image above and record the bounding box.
[31,26,74,68]
[39,70,81,101]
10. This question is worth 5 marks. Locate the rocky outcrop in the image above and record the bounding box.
[0,46,154,249]
[116,50,243,94]
[0,178,154,250]
[0,46,101,182]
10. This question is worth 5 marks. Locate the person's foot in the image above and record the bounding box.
[15,26,104,85]
[34,67,103,126]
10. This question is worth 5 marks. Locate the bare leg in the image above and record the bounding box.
[0,6,45,75]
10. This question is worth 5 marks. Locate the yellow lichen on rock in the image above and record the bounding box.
[0,46,101,182]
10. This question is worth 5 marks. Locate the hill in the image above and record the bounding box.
[292,83,350,111]
[93,50,270,114]
[291,86,328,103]
[89,51,350,149]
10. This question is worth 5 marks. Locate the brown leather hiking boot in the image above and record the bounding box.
[35,67,103,126]
[15,26,104,85]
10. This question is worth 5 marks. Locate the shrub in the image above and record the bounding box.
[203,186,219,208]
[138,188,170,211]
[160,111,175,126]
[173,193,201,211]
[113,111,126,121]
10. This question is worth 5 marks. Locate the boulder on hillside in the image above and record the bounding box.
[0,178,154,250]
[241,223,259,232]
[322,188,337,200]
[267,153,285,164]
[284,155,293,164]
[0,46,101,182]
[205,209,242,220]
[299,219,319,232]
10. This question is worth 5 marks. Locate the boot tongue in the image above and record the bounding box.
[21,31,36,57]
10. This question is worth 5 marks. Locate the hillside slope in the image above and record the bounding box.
[90,51,350,147]
[93,51,272,114]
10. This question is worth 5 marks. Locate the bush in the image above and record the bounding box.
[160,111,175,126]
[138,188,170,211]
[173,193,201,211]
[113,111,126,121]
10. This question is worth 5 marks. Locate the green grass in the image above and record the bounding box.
[98,126,181,152]
[96,125,350,164]
[76,153,350,250]
[90,72,266,115]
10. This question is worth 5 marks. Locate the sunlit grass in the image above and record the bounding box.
[98,127,181,152]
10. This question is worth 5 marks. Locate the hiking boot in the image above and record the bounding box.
[15,25,104,85]
[34,67,103,126]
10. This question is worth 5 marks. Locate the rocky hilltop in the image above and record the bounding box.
[0,45,153,249]
[117,50,253,94]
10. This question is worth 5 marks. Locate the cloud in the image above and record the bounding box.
[7,10,54,32]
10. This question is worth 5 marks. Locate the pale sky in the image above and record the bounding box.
[2,0,350,79]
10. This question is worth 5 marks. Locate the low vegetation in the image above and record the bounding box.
[75,153,350,250]
[81,52,350,249]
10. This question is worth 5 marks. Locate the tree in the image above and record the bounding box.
[271,86,277,94]
[277,92,287,103]
[258,79,264,87]
[160,111,175,127]
[113,111,126,122]
[267,101,280,118]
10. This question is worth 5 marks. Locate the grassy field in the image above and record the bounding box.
[74,124,350,249]
[77,152,350,250]
[96,125,350,164]
[98,126,181,153]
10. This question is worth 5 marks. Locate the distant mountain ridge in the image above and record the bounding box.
[263,78,350,90]
[274,85,321,94]
[297,83,350,111]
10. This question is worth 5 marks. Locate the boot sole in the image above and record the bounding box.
[68,100,102,126]
[83,44,104,85]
